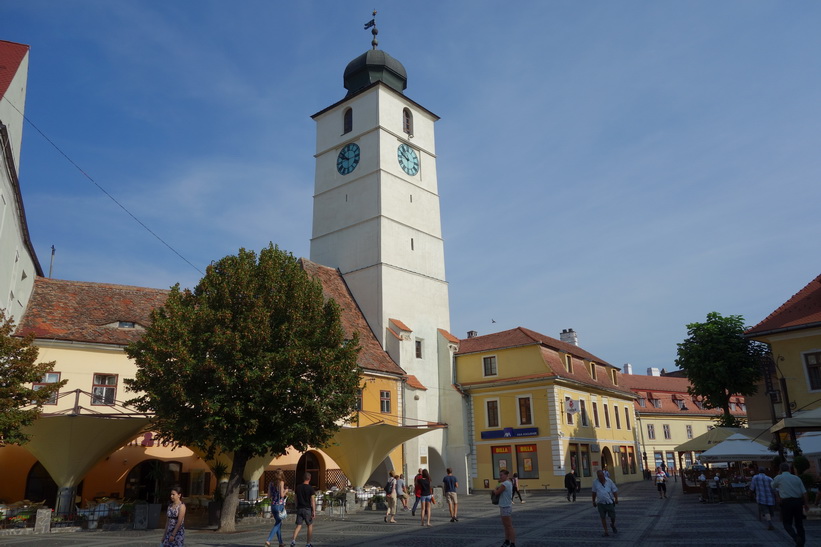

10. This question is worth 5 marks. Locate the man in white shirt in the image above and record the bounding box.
[592,469,619,537]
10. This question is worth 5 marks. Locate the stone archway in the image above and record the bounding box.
[25,461,61,508]
[296,451,324,490]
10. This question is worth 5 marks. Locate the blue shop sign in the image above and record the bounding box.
[481,427,539,440]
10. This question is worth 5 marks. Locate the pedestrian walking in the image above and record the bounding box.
[655,467,667,499]
[748,467,776,531]
[397,473,409,511]
[564,469,578,502]
[591,469,619,537]
[511,472,524,503]
[772,462,809,547]
[289,473,316,547]
[384,470,397,523]
[443,468,459,522]
[419,468,433,527]
[161,486,186,547]
[411,468,423,516]
[265,469,286,547]
[494,469,517,547]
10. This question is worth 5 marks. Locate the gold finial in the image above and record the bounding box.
[363,10,378,49]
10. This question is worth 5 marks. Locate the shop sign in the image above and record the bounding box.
[481,427,539,440]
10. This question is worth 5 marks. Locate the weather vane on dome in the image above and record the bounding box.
[363,10,378,49]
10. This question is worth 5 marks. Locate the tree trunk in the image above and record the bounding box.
[217,449,249,532]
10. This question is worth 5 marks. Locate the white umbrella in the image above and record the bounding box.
[698,433,777,462]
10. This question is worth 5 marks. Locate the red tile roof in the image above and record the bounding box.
[438,328,459,344]
[15,277,169,345]
[457,326,611,365]
[17,262,406,377]
[390,318,412,332]
[299,259,405,376]
[746,273,821,336]
[457,327,632,396]
[405,375,427,390]
[620,374,746,417]
[0,40,28,99]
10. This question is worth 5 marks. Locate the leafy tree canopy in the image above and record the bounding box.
[0,309,64,444]
[124,245,361,530]
[675,312,766,427]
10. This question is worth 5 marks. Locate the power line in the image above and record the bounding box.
[1,96,204,276]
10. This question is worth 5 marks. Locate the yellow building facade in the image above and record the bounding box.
[455,327,640,492]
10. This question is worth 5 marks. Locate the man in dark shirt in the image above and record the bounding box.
[290,472,316,547]
[442,468,459,522]
[564,469,579,502]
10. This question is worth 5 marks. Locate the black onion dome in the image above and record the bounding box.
[343,49,407,97]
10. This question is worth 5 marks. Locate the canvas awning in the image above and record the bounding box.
[770,406,821,433]
[22,415,151,487]
[674,427,768,453]
[320,424,440,487]
[797,431,821,456]
[697,433,777,462]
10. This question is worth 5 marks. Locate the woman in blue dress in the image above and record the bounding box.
[265,469,286,547]
[162,486,186,547]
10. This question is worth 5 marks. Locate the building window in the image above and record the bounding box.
[651,397,662,409]
[686,424,693,439]
[729,401,737,411]
[564,354,572,373]
[637,397,646,407]
[610,369,618,385]
[92,374,118,405]
[675,399,686,410]
[518,397,532,426]
[806,351,821,389]
[693,399,704,410]
[663,424,671,439]
[33,372,61,405]
[614,405,621,429]
[590,363,597,380]
[343,108,353,134]
[487,399,499,428]
[483,356,497,377]
[624,407,631,430]
[603,403,611,428]
[403,108,413,135]
[592,402,600,427]
[738,402,746,411]
[380,390,391,413]
[627,446,637,474]
[355,390,363,411]
[415,340,423,359]
[118,321,136,328]
[565,397,575,425]
[580,399,589,427]
[647,424,656,440]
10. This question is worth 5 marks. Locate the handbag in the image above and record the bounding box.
[490,491,500,505]
[276,504,287,519]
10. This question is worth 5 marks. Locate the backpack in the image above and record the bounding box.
[490,490,500,505]
[385,478,395,495]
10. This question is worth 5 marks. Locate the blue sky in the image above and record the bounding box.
[5,1,821,372]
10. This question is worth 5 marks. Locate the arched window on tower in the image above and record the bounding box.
[343,108,353,134]
[403,108,413,136]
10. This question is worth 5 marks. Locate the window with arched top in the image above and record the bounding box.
[343,108,353,134]
[403,108,413,135]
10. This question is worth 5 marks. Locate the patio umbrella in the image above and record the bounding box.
[697,433,777,462]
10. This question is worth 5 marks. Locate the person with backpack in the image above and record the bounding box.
[493,469,517,547]
[384,470,397,523]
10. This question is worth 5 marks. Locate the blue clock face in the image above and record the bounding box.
[337,143,360,175]
[397,144,419,176]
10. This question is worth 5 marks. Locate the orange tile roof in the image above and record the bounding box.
[15,277,169,345]
[746,273,821,336]
[405,375,427,390]
[389,318,412,332]
[0,40,28,99]
[299,259,405,376]
[438,328,459,344]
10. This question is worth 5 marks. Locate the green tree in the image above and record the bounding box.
[675,312,766,427]
[125,245,361,531]
[0,309,65,444]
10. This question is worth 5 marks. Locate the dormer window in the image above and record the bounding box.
[589,362,597,380]
[610,369,618,385]
[637,397,646,408]
[403,108,413,135]
[118,321,136,329]
[564,354,572,373]
[343,108,353,134]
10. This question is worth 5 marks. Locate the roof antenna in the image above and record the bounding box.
[364,10,378,49]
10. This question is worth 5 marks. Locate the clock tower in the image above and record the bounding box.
[310,26,466,482]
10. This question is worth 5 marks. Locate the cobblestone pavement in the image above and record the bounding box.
[1,479,818,546]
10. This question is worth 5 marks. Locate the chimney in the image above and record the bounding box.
[647,367,661,377]
[467,330,478,339]
[560,328,578,346]
[623,363,633,375]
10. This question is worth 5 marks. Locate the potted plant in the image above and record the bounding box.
[368,494,386,511]
[258,497,272,518]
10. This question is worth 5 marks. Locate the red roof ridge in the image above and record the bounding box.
[405,375,427,391]
[0,40,29,99]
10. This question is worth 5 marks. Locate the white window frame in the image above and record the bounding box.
[92,373,118,405]
[482,355,498,377]
[803,350,821,392]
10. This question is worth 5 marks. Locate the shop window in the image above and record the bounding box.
[491,446,512,479]
[516,444,539,479]
[581,444,591,477]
